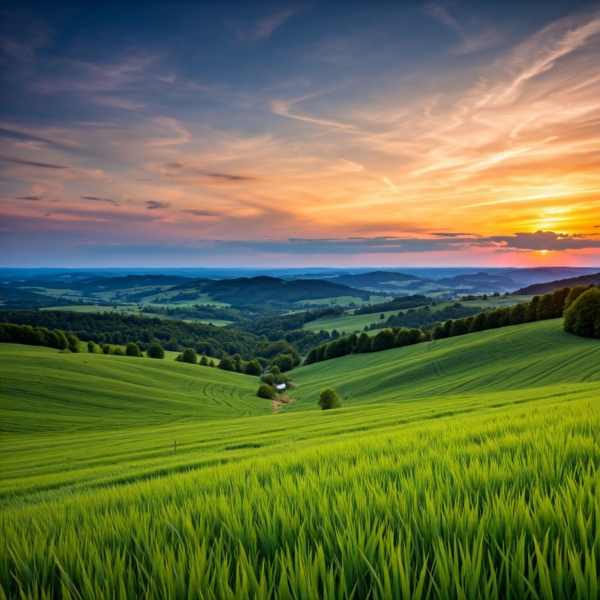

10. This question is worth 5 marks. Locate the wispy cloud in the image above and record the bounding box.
[81,196,119,206]
[15,195,43,201]
[0,154,69,169]
[426,3,506,54]
[146,201,170,210]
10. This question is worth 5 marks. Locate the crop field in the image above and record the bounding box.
[1,319,600,597]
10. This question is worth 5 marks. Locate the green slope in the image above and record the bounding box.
[0,344,270,434]
[291,319,600,410]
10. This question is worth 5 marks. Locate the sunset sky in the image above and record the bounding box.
[1,0,599,268]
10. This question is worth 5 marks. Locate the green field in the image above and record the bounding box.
[1,319,600,597]
[41,304,233,326]
[303,295,533,334]
[296,295,392,308]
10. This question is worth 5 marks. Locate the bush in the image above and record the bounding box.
[317,388,342,410]
[102,344,111,354]
[257,383,276,399]
[112,347,126,356]
[66,333,80,353]
[244,359,262,376]
[563,288,600,339]
[271,353,294,372]
[182,348,197,364]
[199,355,209,366]
[218,357,235,371]
[147,343,165,359]
[126,342,141,357]
[87,341,96,353]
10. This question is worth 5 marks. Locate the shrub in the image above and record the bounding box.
[199,356,209,366]
[102,344,111,354]
[318,388,342,410]
[244,359,262,376]
[218,357,235,371]
[147,343,165,359]
[126,342,141,357]
[563,288,600,339]
[257,383,276,399]
[112,347,126,356]
[66,333,80,353]
[371,330,395,352]
[87,341,96,353]
[271,353,294,372]
[182,348,197,364]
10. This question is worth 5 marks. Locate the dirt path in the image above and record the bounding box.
[271,395,295,413]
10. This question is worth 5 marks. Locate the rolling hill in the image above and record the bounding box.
[515,271,600,295]
[1,318,599,597]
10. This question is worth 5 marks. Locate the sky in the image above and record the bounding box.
[1,0,599,268]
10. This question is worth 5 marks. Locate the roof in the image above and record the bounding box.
[276,383,286,390]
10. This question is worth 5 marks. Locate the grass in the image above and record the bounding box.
[1,319,600,597]
[296,295,392,308]
[303,295,534,335]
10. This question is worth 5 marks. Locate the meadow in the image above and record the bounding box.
[303,295,533,335]
[1,319,599,597]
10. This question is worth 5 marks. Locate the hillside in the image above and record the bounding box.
[291,319,600,409]
[2,319,600,596]
[173,275,371,305]
[516,271,600,295]
[0,344,270,434]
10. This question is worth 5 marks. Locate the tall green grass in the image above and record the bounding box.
[1,319,599,597]
[1,396,599,598]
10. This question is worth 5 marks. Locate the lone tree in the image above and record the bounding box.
[318,388,342,410]
[147,343,165,359]
[182,348,197,364]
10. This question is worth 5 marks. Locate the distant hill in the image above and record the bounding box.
[0,286,74,309]
[74,274,193,293]
[321,271,423,290]
[173,276,370,305]
[515,272,600,295]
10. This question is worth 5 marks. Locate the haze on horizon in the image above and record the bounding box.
[1,0,599,269]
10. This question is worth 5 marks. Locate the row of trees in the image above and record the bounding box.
[304,286,587,366]
[564,287,600,338]
[0,323,80,352]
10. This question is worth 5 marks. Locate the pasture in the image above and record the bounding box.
[1,319,599,597]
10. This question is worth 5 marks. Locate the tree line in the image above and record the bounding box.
[304,286,588,366]
[0,323,80,352]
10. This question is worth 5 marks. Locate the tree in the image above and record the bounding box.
[66,333,80,353]
[380,313,385,320]
[126,342,141,357]
[209,359,215,367]
[318,388,342,410]
[147,343,165,359]
[232,353,244,372]
[182,348,197,364]
[331,329,340,340]
[564,285,594,310]
[563,288,600,339]
[102,344,111,355]
[257,383,276,399]
[371,329,395,352]
[112,347,126,356]
[218,357,235,371]
[199,355,209,366]
[87,341,96,353]
[245,359,262,376]
[271,353,294,372]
